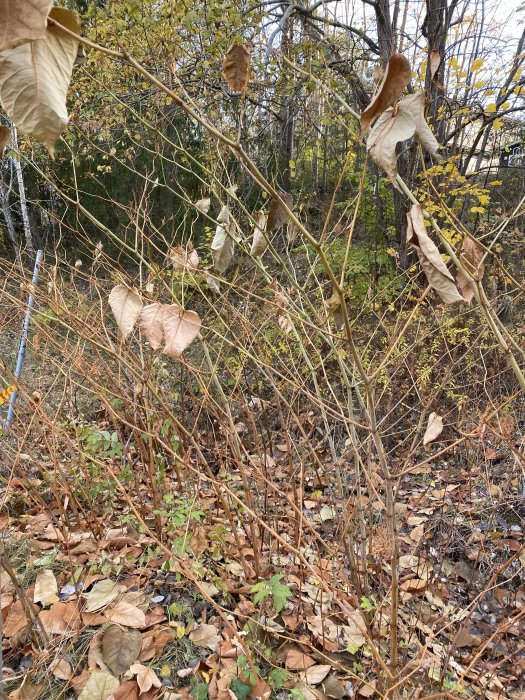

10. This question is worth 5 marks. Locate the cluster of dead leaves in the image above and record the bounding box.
[360,53,440,181]
[108,286,201,357]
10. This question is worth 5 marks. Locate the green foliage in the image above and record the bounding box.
[251,574,293,613]
[78,426,123,459]
[360,595,377,612]
[230,677,251,700]
[190,682,208,700]
[269,668,289,690]
[308,240,402,308]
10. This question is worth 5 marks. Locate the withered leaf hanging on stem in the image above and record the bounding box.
[222,41,253,93]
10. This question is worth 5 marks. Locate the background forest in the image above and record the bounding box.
[1,1,525,699]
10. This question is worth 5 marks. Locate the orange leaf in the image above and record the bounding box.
[222,42,253,93]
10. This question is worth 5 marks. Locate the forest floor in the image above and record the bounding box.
[1,292,525,700]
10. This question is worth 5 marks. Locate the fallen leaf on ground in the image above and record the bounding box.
[50,658,73,680]
[128,664,161,694]
[102,624,143,676]
[139,628,174,662]
[284,648,316,671]
[39,600,81,635]
[299,665,331,685]
[189,623,221,651]
[108,680,139,700]
[107,600,146,629]
[83,580,122,612]
[78,671,120,700]
[33,569,58,606]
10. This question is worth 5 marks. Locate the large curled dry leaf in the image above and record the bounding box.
[0,7,80,156]
[140,303,201,357]
[204,270,220,294]
[457,236,485,303]
[108,286,143,341]
[217,204,230,224]
[403,92,440,158]
[407,205,464,304]
[367,92,439,181]
[250,211,269,257]
[222,42,253,93]
[211,224,235,273]
[0,0,53,51]
[0,124,10,159]
[77,671,119,700]
[101,625,142,676]
[360,53,412,136]
[423,412,444,446]
[267,192,293,232]
[429,50,441,80]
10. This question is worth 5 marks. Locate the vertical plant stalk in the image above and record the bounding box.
[3,249,43,431]
[12,128,35,257]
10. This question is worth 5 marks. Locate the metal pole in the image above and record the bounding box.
[4,249,43,430]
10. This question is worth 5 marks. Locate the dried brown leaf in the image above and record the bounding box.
[108,286,143,341]
[39,600,81,635]
[429,50,441,80]
[284,648,316,671]
[211,223,235,273]
[367,92,439,181]
[102,625,142,676]
[250,211,269,257]
[407,205,464,304]
[457,236,485,302]
[423,412,444,446]
[0,7,80,156]
[50,658,73,681]
[267,193,292,232]
[108,681,139,700]
[139,629,174,662]
[128,664,161,695]
[299,665,331,686]
[222,42,253,93]
[106,601,145,629]
[139,302,201,357]
[33,569,58,606]
[78,671,119,700]
[83,580,122,613]
[0,124,10,159]
[0,0,53,51]
[360,53,412,136]
[189,623,221,651]
[169,245,199,271]
[195,197,211,214]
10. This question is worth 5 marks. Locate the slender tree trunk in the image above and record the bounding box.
[278,13,294,191]
[12,130,34,258]
[0,179,21,264]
